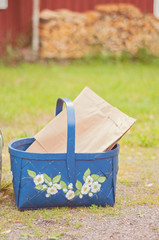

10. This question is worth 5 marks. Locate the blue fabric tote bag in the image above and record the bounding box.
[9,97,119,210]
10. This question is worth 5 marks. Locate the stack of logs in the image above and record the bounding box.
[39,4,159,59]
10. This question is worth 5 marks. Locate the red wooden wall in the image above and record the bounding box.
[0,0,154,55]
[40,0,153,13]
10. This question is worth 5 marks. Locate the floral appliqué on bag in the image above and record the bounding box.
[27,168,106,200]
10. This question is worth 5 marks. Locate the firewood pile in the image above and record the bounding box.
[39,4,159,59]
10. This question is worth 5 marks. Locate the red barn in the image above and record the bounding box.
[0,0,156,55]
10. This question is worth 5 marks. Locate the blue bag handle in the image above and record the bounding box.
[55,98,75,185]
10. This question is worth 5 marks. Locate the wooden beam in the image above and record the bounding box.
[32,0,40,53]
[154,0,159,18]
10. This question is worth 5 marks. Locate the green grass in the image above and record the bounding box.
[0,59,159,239]
[0,60,159,147]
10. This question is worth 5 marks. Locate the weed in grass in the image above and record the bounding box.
[103,206,121,216]
[73,221,83,229]
[27,219,33,228]
[33,227,43,238]
[118,179,132,187]
[69,232,82,238]
[48,232,64,240]
[88,204,121,216]
[17,226,28,230]
[43,209,52,219]
[127,193,159,206]
[152,226,159,230]
[88,204,100,213]
[65,214,72,226]
[21,232,34,239]
[32,207,70,223]
[137,212,145,218]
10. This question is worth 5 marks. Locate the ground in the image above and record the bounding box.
[0,59,159,239]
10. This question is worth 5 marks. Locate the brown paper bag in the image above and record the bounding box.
[27,87,136,153]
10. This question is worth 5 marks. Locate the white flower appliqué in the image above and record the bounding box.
[89,192,93,197]
[91,181,101,193]
[43,184,48,190]
[48,182,53,187]
[66,190,75,200]
[81,184,90,195]
[85,176,93,186]
[63,188,68,193]
[33,174,44,185]
[47,186,58,195]
[79,194,83,199]
[68,183,73,190]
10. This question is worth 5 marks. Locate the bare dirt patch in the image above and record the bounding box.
[3,206,159,240]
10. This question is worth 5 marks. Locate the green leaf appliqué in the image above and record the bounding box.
[43,173,51,184]
[76,180,82,190]
[75,189,81,196]
[35,184,43,190]
[60,180,67,189]
[98,176,106,183]
[91,174,99,181]
[27,170,36,178]
[52,175,61,184]
[83,168,91,181]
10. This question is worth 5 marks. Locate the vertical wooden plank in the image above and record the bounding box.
[7,0,19,43]
[55,0,62,10]
[73,0,78,11]
[40,0,44,10]
[65,0,71,10]
[32,0,40,52]
[0,9,6,54]
[147,0,153,13]
[62,0,67,9]
[88,0,94,10]
[92,0,100,8]
[59,0,66,9]
[18,0,32,37]
[140,0,146,13]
